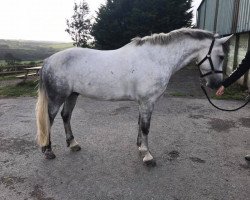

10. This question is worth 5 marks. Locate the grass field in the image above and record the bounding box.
[212,84,249,100]
[0,39,73,64]
[0,80,37,97]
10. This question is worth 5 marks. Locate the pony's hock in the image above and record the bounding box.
[36,28,232,165]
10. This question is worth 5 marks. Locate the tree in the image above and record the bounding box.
[66,1,92,47]
[92,0,193,49]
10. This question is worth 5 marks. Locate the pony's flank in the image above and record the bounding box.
[131,28,214,46]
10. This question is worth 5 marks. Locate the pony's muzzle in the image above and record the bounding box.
[206,80,221,89]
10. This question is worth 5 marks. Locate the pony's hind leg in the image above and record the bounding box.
[42,100,63,159]
[138,102,156,166]
[61,92,81,152]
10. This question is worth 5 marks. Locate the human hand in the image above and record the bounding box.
[216,86,225,96]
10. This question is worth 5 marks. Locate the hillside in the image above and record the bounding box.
[0,39,73,62]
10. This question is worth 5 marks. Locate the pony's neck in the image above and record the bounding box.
[160,38,208,74]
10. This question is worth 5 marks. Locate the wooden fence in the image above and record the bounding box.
[0,65,38,76]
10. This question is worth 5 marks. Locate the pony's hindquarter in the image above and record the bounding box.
[35,63,81,159]
[36,82,50,147]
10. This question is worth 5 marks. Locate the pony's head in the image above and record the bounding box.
[197,34,233,89]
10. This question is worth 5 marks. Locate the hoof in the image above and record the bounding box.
[143,159,156,167]
[44,150,56,159]
[245,155,250,161]
[70,144,81,152]
[142,151,156,166]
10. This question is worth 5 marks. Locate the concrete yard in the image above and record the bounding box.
[0,94,249,200]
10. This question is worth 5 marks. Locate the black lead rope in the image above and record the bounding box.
[201,85,250,112]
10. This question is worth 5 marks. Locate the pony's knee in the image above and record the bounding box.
[141,120,150,135]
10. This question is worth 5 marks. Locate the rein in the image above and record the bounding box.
[197,38,250,111]
[201,85,250,112]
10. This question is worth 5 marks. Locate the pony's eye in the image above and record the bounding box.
[219,55,225,60]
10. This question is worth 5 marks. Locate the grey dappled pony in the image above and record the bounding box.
[36,28,232,165]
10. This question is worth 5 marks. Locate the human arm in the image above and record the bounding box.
[222,51,250,88]
[216,51,250,96]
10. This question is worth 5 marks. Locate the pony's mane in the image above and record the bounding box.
[131,28,215,46]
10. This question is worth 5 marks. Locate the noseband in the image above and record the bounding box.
[197,38,223,78]
[197,38,250,111]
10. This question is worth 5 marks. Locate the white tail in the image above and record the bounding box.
[36,88,50,146]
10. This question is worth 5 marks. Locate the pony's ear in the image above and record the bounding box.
[217,34,234,44]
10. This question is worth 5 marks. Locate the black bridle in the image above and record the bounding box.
[197,38,223,78]
[197,38,250,111]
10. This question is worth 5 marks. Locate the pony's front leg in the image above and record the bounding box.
[138,102,155,166]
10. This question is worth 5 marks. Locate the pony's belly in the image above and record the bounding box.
[74,84,136,101]
[79,92,136,101]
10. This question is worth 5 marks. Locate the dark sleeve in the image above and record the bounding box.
[222,51,250,88]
